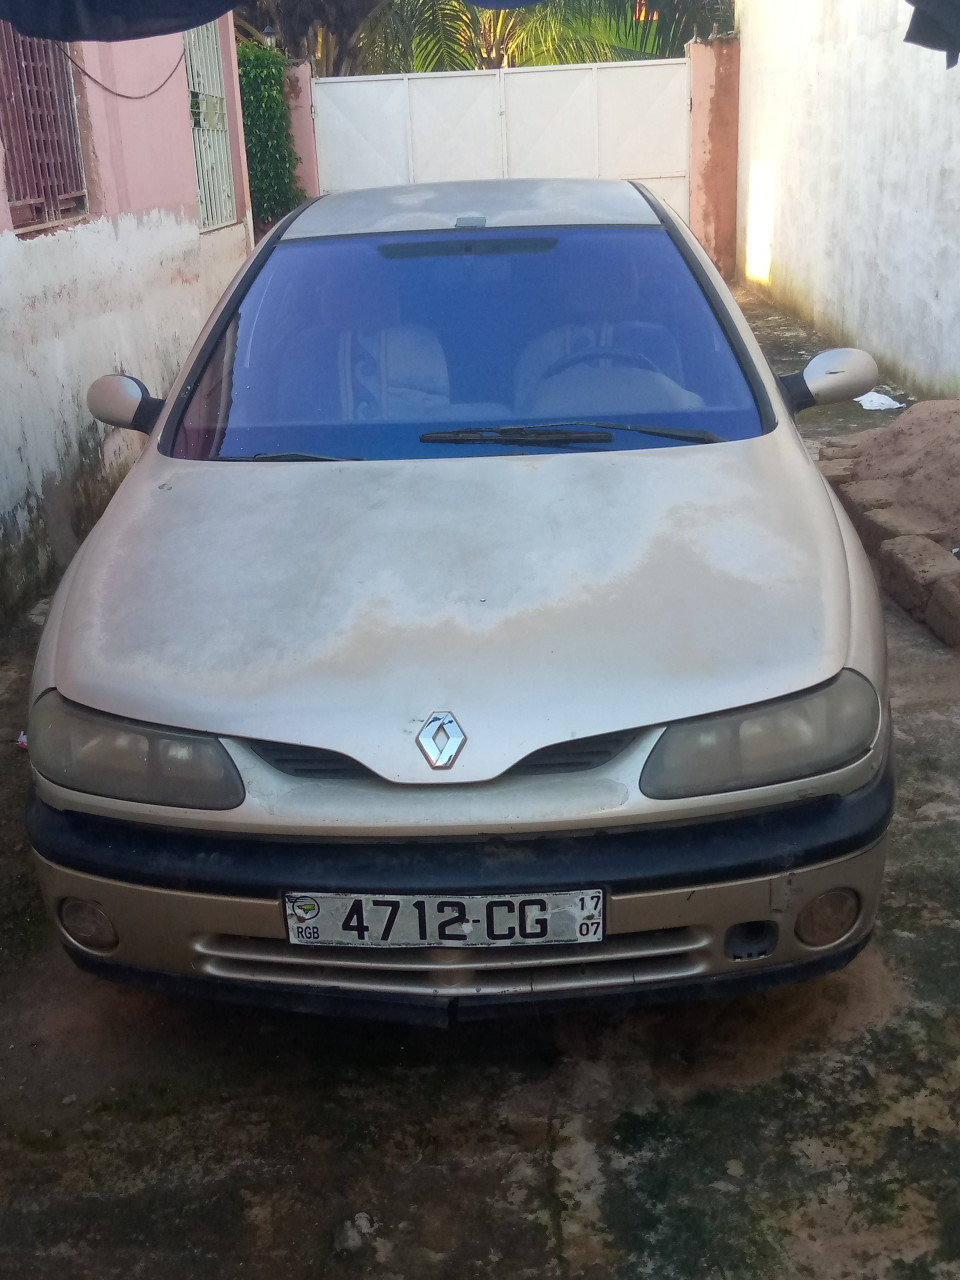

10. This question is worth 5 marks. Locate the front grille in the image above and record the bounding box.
[247,740,375,781]
[508,730,638,775]
[247,727,638,782]
[195,926,709,998]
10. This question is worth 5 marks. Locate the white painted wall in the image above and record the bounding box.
[737,0,960,396]
[0,214,249,601]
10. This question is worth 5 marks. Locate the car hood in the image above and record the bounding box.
[52,431,851,783]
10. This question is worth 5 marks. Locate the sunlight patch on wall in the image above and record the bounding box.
[745,158,775,285]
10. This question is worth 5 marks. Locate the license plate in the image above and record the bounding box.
[283,889,604,948]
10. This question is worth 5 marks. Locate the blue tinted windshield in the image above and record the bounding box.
[173,226,763,460]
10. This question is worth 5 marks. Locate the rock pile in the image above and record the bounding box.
[818,400,960,646]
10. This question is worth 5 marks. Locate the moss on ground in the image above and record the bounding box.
[606,1011,960,1278]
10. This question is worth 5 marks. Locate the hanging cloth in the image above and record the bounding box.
[0,0,233,40]
[903,0,960,68]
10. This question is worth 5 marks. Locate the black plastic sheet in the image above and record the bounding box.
[0,1,234,41]
[904,0,960,68]
[0,0,547,39]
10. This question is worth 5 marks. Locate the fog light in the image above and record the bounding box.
[59,898,119,951]
[795,888,860,948]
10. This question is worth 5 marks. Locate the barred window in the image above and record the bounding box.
[184,21,236,232]
[0,21,87,233]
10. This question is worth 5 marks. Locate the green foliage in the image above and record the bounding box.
[236,41,304,225]
[237,0,732,75]
[358,0,613,72]
[355,0,733,73]
[603,0,735,61]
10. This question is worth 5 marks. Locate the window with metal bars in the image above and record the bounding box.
[0,21,87,233]
[183,21,236,232]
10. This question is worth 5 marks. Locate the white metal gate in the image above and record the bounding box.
[184,21,236,231]
[312,60,690,219]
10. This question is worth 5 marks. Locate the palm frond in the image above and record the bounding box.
[600,0,733,60]
[411,0,475,70]
[493,0,636,68]
[344,0,734,74]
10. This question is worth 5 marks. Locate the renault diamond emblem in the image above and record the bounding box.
[417,711,466,769]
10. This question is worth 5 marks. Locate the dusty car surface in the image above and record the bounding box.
[26,179,893,1025]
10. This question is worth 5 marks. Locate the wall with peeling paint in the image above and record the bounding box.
[736,0,960,398]
[737,0,960,396]
[0,18,252,624]
[689,37,740,281]
[0,216,250,617]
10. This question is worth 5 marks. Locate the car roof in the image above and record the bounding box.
[281,179,663,240]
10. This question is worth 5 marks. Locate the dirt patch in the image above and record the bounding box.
[0,951,209,1125]
[781,1183,939,1280]
[822,400,960,547]
[556,946,907,1104]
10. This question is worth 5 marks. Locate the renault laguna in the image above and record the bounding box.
[26,179,893,1024]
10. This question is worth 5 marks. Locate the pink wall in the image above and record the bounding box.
[285,62,320,199]
[69,16,249,226]
[74,34,200,219]
[689,37,740,281]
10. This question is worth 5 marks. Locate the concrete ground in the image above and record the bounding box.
[1,290,959,1280]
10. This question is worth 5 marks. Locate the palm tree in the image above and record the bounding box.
[358,0,733,74]
[359,0,637,74]
[235,0,733,75]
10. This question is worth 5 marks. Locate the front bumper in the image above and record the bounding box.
[27,757,894,1022]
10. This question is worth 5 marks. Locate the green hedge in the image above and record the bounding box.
[237,41,304,226]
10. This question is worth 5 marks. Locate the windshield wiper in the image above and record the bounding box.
[526,421,724,444]
[251,452,362,461]
[420,422,722,447]
[420,426,613,446]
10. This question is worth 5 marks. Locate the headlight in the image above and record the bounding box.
[28,690,245,809]
[640,670,881,800]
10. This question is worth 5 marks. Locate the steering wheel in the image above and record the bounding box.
[540,348,659,379]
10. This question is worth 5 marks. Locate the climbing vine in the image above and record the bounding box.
[236,41,304,226]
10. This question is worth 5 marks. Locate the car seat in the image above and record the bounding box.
[270,260,452,424]
[514,252,689,413]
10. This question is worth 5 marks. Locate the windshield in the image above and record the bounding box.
[171,226,763,461]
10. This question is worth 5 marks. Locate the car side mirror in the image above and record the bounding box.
[779,348,879,414]
[87,374,165,434]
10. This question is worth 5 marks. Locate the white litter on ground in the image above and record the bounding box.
[856,391,905,411]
